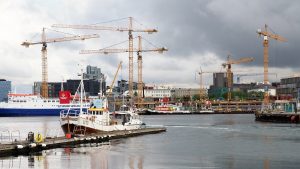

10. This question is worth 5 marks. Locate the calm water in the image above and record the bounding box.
[1,114,300,169]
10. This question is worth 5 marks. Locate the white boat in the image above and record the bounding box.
[260,100,297,114]
[198,100,214,113]
[147,103,190,114]
[60,70,145,135]
[255,100,299,123]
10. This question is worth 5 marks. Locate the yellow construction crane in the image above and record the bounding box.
[108,61,122,95]
[80,36,167,105]
[222,55,254,101]
[257,24,287,104]
[235,73,277,84]
[52,17,157,98]
[196,68,214,101]
[21,28,99,98]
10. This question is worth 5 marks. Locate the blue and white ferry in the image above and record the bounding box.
[0,93,90,117]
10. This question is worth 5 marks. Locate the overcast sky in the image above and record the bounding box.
[0,0,299,93]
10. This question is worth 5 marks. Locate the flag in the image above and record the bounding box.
[59,91,71,104]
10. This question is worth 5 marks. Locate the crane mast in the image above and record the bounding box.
[222,55,254,101]
[109,61,122,94]
[128,17,134,98]
[41,28,48,98]
[197,69,214,101]
[22,28,99,98]
[257,24,287,104]
[137,36,143,105]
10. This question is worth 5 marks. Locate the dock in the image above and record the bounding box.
[0,127,166,157]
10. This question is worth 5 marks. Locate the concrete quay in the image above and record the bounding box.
[0,127,166,157]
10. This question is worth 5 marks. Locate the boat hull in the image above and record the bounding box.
[255,112,300,123]
[0,108,87,117]
[145,109,191,115]
[60,117,144,135]
[61,123,107,135]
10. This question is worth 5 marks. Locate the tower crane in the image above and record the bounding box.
[21,28,99,98]
[235,73,277,84]
[108,61,122,95]
[196,68,214,101]
[52,17,157,98]
[80,36,167,106]
[257,24,287,104]
[222,55,254,101]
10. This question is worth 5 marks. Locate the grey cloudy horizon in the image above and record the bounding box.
[0,0,299,93]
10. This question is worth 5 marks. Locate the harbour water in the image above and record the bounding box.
[1,114,300,169]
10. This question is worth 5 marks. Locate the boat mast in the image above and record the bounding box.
[61,77,64,91]
[80,68,84,113]
[100,77,103,97]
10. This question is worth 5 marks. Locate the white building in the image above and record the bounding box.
[173,88,202,98]
[144,85,172,99]
[143,84,203,99]
[248,84,276,96]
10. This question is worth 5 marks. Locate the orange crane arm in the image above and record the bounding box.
[236,72,277,77]
[257,31,287,42]
[52,24,157,33]
[223,57,254,66]
[257,24,287,42]
[109,61,122,93]
[21,34,99,47]
[80,47,167,54]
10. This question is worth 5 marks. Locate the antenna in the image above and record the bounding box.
[61,76,64,91]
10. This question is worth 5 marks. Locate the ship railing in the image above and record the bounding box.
[0,156,23,169]
[60,109,81,119]
[0,130,10,143]
[10,130,21,142]
[0,130,20,143]
[45,128,64,138]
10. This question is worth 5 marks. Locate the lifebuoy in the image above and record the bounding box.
[35,133,43,143]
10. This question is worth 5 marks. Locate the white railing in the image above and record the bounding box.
[60,109,81,118]
[0,130,20,143]
[45,128,64,138]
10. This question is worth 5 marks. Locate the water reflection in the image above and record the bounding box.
[28,156,34,168]
[0,157,22,169]
[264,158,270,169]
[2,115,300,169]
[128,155,144,169]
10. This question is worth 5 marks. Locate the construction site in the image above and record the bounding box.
[2,18,296,116]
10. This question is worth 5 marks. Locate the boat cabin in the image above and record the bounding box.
[87,108,105,115]
[112,112,131,125]
[272,100,297,113]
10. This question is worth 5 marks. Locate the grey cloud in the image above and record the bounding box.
[123,0,300,68]
[3,0,300,89]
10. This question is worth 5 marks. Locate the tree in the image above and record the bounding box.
[247,91,264,100]
[192,94,200,101]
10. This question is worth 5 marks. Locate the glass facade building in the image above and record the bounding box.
[0,79,11,102]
